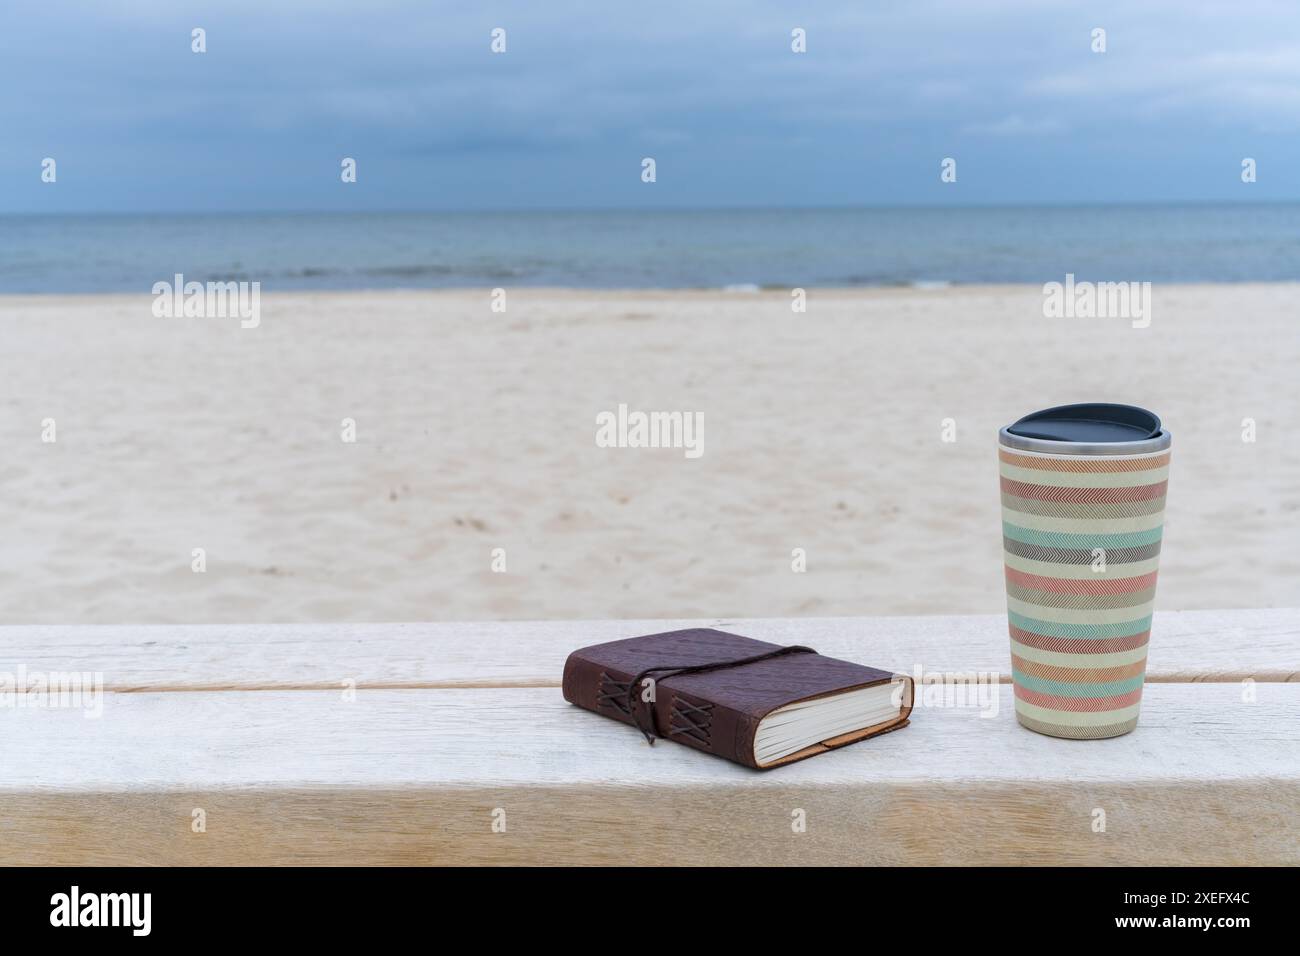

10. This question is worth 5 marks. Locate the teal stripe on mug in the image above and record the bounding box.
[1002,521,1164,550]
[1012,670,1147,697]
[1008,610,1153,639]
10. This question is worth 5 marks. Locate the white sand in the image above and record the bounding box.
[2,285,1296,624]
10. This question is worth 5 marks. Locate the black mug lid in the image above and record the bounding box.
[1006,403,1162,444]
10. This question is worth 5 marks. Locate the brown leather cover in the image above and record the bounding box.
[562,628,914,769]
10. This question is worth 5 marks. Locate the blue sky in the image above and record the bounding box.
[3,0,1299,212]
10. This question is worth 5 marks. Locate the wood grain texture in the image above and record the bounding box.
[1,683,1296,865]
[1,607,1295,691]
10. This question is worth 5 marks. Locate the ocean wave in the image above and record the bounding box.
[360,264,458,278]
[831,275,954,288]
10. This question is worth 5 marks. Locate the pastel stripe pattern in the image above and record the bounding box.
[999,445,1169,739]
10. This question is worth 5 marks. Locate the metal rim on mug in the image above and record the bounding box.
[998,426,1172,456]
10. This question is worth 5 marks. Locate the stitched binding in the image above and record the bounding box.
[669,696,714,747]
[596,672,633,715]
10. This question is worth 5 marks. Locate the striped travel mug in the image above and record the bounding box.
[999,403,1170,739]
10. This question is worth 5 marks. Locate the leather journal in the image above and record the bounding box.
[562,628,914,769]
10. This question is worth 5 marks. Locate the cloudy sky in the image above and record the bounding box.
[3,0,1299,212]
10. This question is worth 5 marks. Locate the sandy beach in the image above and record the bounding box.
[2,284,1296,625]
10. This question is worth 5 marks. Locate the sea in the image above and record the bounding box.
[1,203,1297,293]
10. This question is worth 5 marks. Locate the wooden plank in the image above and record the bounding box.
[2,683,1295,865]
[1,607,1294,691]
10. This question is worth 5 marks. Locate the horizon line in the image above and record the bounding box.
[3,198,1299,218]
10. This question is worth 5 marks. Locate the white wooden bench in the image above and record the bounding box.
[2,608,1296,865]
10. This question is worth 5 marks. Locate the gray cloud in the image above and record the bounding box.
[2,0,1298,211]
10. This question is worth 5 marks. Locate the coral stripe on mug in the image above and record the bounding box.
[998,449,1170,472]
[1013,684,1145,712]
[1005,566,1158,595]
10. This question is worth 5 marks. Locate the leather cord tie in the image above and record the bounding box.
[624,645,817,745]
